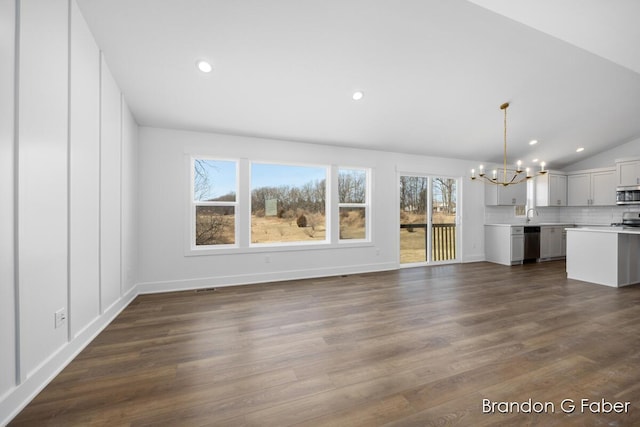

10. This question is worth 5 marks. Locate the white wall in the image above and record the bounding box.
[485,203,640,226]
[99,57,122,311]
[121,101,139,294]
[0,0,139,423]
[17,0,70,379]
[69,0,100,339]
[563,137,640,171]
[0,0,16,401]
[137,127,486,292]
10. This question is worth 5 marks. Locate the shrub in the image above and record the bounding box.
[296,214,308,228]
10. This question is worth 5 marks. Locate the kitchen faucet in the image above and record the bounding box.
[526,208,539,224]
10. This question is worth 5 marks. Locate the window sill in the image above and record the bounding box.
[185,240,374,257]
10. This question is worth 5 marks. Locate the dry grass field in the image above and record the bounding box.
[400,228,428,264]
[251,214,327,243]
[400,212,456,264]
[195,209,455,262]
[196,211,367,245]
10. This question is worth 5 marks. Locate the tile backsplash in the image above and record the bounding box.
[485,205,640,225]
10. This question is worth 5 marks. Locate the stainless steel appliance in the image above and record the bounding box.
[611,212,640,227]
[524,226,540,262]
[616,186,640,205]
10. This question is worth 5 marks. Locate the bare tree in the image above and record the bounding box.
[251,179,326,216]
[433,178,456,215]
[194,159,210,200]
[338,170,365,203]
[195,207,231,245]
[400,176,428,214]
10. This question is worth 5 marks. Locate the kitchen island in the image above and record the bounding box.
[566,227,640,287]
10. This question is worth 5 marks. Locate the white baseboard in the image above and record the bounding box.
[462,255,486,263]
[136,262,398,294]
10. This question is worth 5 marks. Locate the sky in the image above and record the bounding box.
[196,159,326,199]
[199,161,456,204]
[251,163,326,189]
[197,160,237,199]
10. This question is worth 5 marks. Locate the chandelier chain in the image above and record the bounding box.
[503,103,507,183]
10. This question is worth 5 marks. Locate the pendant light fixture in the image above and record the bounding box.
[471,102,547,186]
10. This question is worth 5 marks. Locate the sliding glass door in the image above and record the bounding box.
[399,175,458,265]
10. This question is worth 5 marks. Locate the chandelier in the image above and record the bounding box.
[471,102,546,186]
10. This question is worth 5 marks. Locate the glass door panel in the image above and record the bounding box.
[399,176,429,264]
[399,175,459,265]
[431,178,457,261]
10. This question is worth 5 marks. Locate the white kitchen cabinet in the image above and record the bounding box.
[540,226,564,259]
[567,169,616,206]
[536,173,567,207]
[567,174,590,206]
[485,225,523,265]
[567,228,640,287]
[617,159,640,186]
[591,170,616,205]
[560,226,573,257]
[485,181,526,206]
[511,227,524,263]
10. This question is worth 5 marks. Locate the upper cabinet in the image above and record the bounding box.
[485,180,526,206]
[617,159,640,186]
[536,173,567,207]
[567,173,590,206]
[567,168,616,206]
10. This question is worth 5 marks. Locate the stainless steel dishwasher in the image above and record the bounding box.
[524,226,540,262]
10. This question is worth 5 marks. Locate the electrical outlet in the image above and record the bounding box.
[265,255,271,263]
[54,308,66,329]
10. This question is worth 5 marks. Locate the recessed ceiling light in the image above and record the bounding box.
[529,140,538,145]
[532,158,539,163]
[196,60,212,73]
[352,91,364,101]
[576,147,585,152]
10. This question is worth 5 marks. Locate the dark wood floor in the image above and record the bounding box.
[11,261,640,426]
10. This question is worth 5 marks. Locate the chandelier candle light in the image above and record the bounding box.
[471,102,547,186]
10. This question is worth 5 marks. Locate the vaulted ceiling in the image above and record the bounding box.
[77,0,640,170]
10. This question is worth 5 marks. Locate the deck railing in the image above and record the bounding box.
[399,223,456,262]
[431,223,456,261]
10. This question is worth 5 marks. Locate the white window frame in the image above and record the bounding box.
[190,157,239,250]
[185,157,375,255]
[338,167,371,243]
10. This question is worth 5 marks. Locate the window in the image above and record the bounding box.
[192,159,237,246]
[250,163,327,244]
[338,168,369,240]
[189,159,372,252]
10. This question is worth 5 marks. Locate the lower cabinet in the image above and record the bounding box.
[511,233,524,263]
[485,225,524,266]
[487,225,572,265]
[540,226,565,259]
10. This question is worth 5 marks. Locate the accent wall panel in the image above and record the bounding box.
[99,57,122,311]
[17,0,69,378]
[121,101,138,294]
[0,0,17,396]
[69,0,100,337]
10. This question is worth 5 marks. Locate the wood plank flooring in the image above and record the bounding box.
[10,261,640,426]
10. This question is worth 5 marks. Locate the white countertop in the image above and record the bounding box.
[485,223,577,227]
[567,226,640,234]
